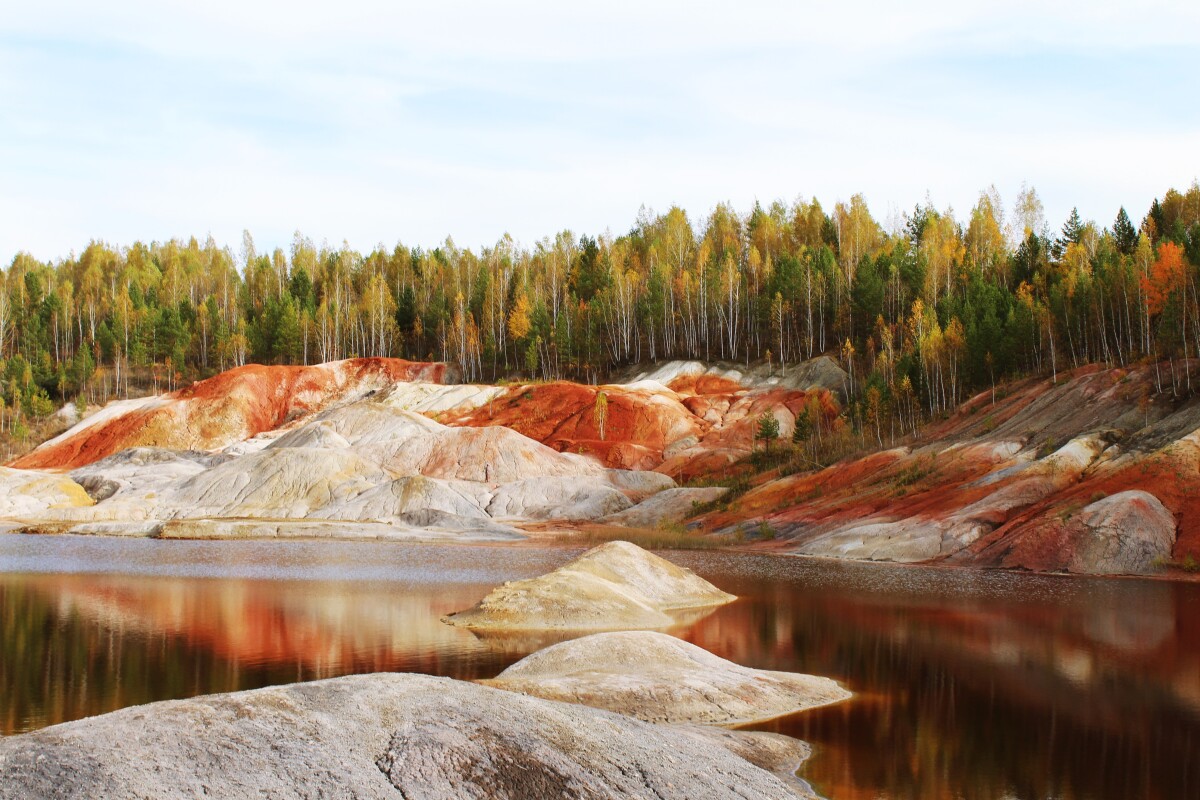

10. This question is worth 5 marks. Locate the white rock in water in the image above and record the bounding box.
[484,630,851,726]
[444,540,736,630]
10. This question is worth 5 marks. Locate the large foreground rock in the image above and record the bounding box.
[484,630,850,725]
[0,673,814,799]
[444,541,736,630]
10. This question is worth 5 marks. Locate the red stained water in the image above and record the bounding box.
[2,535,1197,799]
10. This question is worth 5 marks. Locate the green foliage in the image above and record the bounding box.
[894,457,935,488]
[0,183,1197,442]
[755,412,780,451]
[524,336,540,376]
[792,407,812,444]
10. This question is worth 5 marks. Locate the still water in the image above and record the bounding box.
[1,533,1197,799]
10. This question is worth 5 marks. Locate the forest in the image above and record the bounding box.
[1,182,1199,449]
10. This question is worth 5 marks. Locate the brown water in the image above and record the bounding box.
[1,533,1197,799]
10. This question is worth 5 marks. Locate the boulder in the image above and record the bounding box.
[483,630,850,725]
[1066,490,1177,574]
[443,541,735,630]
[0,673,812,799]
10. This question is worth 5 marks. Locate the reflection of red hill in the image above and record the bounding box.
[11,359,449,471]
[682,576,1197,727]
[28,573,480,673]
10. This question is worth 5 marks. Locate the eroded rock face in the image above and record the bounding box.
[487,477,632,520]
[3,356,849,543]
[680,364,1200,574]
[0,467,92,517]
[68,447,227,502]
[444,541,736,630]
[0,673,812,800]
[602,486,729,527]
[160,447,386,519]
[483,630,850,725]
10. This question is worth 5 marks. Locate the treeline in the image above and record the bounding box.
[1,182,1199,446]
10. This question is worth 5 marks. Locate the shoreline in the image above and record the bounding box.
[2,522,1197,583]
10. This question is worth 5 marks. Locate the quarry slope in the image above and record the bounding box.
[5,355,1199,577]
[701,363,1200,576]
[1,356,839,540]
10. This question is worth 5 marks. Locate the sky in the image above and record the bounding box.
[1,0,1198,265]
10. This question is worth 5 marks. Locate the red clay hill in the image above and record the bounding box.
[6,353,1199,578]
[444,361,843,479]
[10,359,451,471]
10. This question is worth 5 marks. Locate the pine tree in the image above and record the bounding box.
[792,406,812,444]
[1054,207,1084,258]
[1062,207,1083,244]
[755,411,780,452]
[1113,207,1138,256]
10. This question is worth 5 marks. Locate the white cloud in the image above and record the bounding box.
[1,1,1197,263]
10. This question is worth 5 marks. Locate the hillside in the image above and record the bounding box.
[3,355,1198,578]
[701,362,1200,576]
[0,356,836,543]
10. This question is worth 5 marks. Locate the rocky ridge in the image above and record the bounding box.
[698,363,1200,575]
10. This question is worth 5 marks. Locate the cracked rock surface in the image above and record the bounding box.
[0,672,815,799]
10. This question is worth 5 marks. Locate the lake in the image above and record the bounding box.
[1,533,1197,799]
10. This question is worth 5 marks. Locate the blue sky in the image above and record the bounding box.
[1,1,1197,264]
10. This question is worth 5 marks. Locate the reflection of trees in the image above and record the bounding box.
[4,550,1199,800]
[0,574,521,734]
[674,569,1200,800]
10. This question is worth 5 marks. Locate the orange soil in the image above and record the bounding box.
[447,379,833,477]
[10,358,448,471]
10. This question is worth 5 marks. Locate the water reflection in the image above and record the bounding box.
[669,552,1200,800]
[2,535,1198,800]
